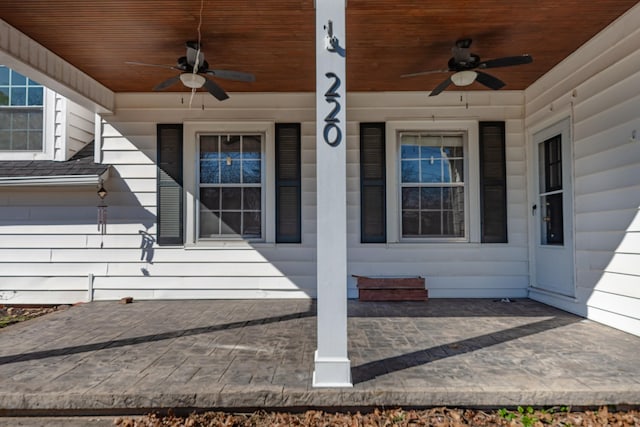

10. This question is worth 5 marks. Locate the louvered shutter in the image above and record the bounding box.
[479,121,508,243]
[275,123,301,243]
[360,123,386,243]
[157,124,184,245]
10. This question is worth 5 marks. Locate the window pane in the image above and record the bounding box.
[0,130,10,150]
[443,187,465,211]
[27,87,43,105]
[399,132,466,239]
[402,187,419,209]
[0,68,9,85]
[221,187,241,210]
[421,159,442,182]
[12,111,28,129]
[12,131,28,150]
[28,131,43,150]
[401,144,419,159]
[420,145,440,158]
[200,188,220,210]
[401,160,419,182]
[220,161,241,183]
[28,111,43,130]
[243,212,261,236]
[200,160,219,183]
[199,211,220,237]
[10,87,26,106]
[221,212,241,235]
[443,211,465,237]
[0,87,8,105]
[242,160,261,183]
[198,133,263,241]
[442,146,463,157]
[200,135,218,158]
[0,111,9,128]
[243,187,261,210]
[443,159,464,182]
[421,211,441,235]
[11,72,26,85]
[421,187,441,209]
[221,135,241,158]
[401,210,419,236]
[242,135,261,159]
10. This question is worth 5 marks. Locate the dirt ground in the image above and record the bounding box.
[0,305,64,328]
[114,406,640,426]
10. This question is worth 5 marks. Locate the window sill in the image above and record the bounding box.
[185,241,277,249]
[384,241,481,249]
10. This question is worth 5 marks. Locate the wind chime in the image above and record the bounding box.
[97,181,108,246]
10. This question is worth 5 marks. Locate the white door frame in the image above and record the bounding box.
[527,115,577,300]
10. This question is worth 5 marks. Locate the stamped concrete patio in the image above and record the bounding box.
[0,299,639,415]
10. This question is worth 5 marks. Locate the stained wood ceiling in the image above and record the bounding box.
[0,0,638,94]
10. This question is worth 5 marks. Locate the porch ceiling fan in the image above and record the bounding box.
[401,38,533,96]
[126,41,255,101]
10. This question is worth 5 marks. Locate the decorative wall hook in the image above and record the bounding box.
[324,20,339,52]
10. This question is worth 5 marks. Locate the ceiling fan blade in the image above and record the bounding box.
[401,69,450,78]
[479,54,533,69]
[153,75,181,91]
[203,77,230,101]
[205,69,256,82]
[126,61,179,71]
[475,71,506,90]
[428,76,453,96]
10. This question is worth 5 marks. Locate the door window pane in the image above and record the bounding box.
[539,135,564,246]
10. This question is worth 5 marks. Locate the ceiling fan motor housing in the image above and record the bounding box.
[448,53,480,70]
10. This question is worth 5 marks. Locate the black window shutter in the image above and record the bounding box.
[157,124,184,245]
[360,123,386,243]
[479,121,508,243]
[275,123,301,243]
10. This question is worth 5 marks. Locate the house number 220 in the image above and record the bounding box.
[323,72,342,146]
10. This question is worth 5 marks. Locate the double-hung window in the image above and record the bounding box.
[198,134,263,240]
[0,66,44,151]
[400,132,466,239]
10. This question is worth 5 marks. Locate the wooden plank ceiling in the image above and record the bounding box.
[0,0,637,95]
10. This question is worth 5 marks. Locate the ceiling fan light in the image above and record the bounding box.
[179,73,206,89]
[451,70,477,87]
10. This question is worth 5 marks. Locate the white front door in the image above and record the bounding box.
[533,119,575,297]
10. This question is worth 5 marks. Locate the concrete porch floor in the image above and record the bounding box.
[0,299,639,415]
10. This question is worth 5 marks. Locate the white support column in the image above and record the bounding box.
[313,0,351,388]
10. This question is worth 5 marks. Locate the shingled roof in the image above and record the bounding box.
[0,142,110,185]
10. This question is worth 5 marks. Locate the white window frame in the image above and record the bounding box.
[183,121,276,246]
[385,121,481,244]
[196,133,265,242]
[0,85,55,161]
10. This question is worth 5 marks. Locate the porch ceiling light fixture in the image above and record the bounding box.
[179,72,206,89]
[451,70,477,87]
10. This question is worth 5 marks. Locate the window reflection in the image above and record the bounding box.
[199,134,263,239]
[400,133,465,238]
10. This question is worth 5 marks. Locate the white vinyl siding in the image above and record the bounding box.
[525,3,640,336]
[0,90,530,303]
[349,97,528,298]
